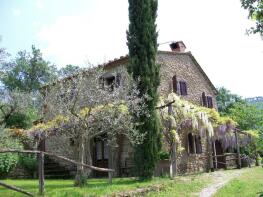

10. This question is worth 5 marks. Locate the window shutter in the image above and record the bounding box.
[180,81,187,95]
[116,73,121,87]
[202,92,207,107]
[207,96,213,108]
[172,75,177,93]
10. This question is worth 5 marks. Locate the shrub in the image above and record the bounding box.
[0,129,22,178]
[19,154,37,175]
[158,151,170,160]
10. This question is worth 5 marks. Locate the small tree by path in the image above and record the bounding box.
[32,68,147,186]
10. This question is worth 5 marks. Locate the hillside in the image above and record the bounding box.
[246,96,263,109]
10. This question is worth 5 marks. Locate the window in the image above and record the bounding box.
[202,92,207,107]
[188,133,195,154]
[179,81,187,95]
[207,96,213,108]
[100,73,122,91]
[172,75,178,93]
[188,133,202,154]
[195,135,202,154]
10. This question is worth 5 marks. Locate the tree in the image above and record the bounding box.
[127,0,161,178]
[1,45,57,92]
[58,64,80,78]
[42,68,146,186]
[0,90,37,129]
[216,87,244,115]
[241,0,263,35]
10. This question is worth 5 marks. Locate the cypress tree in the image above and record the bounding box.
[127,0,161,178]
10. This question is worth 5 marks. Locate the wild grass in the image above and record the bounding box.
[214,166,263,197]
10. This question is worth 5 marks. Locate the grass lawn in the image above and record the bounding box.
[214,166,263,197]
[0,177,173,197]
[147,172,213,197]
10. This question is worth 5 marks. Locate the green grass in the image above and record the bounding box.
[0,177,172,197]
[147,173,213,197]
[214,167,263,197]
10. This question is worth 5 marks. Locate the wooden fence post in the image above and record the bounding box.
[235,130,241,169]
[38,151,45,195]
[212,140,218,169]
[206,131,214,172]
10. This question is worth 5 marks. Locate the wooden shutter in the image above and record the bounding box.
[202,92,207,107]
[172,75,177,93]
[116,73,121,87]
[207,96,213,108]
[180,81,187,95]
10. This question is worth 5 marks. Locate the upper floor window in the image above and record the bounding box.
[202,92,213,108]
[207,96,213,108]
[179,81,187,95]
[172,75,178,93]
[202,92,207,107]
[100,73,121,91]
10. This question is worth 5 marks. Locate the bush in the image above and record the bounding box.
[158,151,169,160]
[19,154,37,175]
[0,129,22,178]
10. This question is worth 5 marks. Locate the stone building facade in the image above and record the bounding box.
[44,41,219,177]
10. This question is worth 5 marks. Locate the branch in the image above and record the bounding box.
[0,149,114,172]
[0,181,34,196]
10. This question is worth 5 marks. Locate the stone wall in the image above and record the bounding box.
[157,52,217,108]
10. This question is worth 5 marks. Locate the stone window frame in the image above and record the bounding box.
[99,72,122,91]
[187,133,203,155]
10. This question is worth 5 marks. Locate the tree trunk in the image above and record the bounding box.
[74,135,87,187]
[169,143,177,179]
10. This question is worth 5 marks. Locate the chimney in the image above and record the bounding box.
[170,41,186,52]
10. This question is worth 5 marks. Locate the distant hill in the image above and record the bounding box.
[246,96,263,109]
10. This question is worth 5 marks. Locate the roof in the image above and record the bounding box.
[42,51,218,95]
[101,51,218,94]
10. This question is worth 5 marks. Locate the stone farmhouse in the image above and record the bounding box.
[42,41,233,178]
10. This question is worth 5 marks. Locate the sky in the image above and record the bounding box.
[0,0,262,98]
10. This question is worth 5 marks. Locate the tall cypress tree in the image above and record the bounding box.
[127,0,161,178]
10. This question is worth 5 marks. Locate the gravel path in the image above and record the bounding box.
[199,169,247,197]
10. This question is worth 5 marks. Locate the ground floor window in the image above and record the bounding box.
[188,133,202,154]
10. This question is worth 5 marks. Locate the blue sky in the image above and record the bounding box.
[0,0,263,98]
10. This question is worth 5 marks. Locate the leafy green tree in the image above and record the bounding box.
[228,102,263,131]
[1,45,57,92]
[241,0,263,35]
[58,64,80,78]
[127,0,161,178]
[216,87,244,115]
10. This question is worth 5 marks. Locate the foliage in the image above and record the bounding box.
[0,45,57,92]
[241,0,263,35]
[216,87,263,154]
[159,93,238,152]
[0,90,40,129]
[0,128,22,178]
[33,68,147,186]
[216,87,244,115]
[158,151,170,160]
[18,154,37,175]
[127,0,161,178]
[58,64,80,78]
[227,102,263,131]
[214,167,263,197]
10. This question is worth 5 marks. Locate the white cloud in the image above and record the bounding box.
[12,8,21,16]
[36,0,44,9]
[38,0,263,97]
[38,0,128,67]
